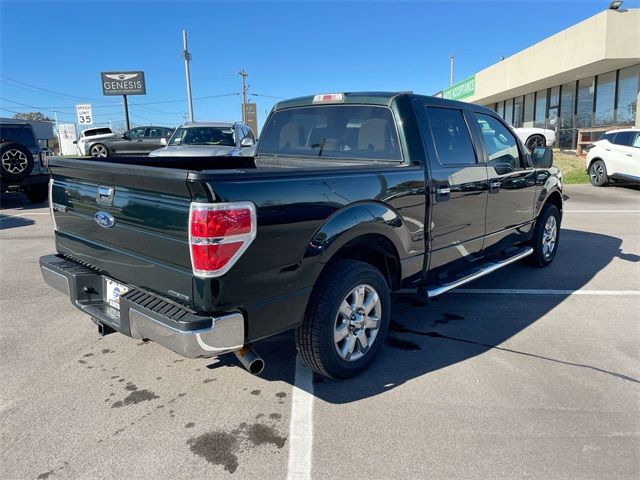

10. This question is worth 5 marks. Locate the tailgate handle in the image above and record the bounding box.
[97,186,114,206]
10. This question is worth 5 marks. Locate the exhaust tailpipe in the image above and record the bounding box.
[234,346,265,375]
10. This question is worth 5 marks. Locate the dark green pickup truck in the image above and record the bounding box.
[40,92,563,379]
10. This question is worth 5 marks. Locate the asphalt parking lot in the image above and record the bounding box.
[1,184,639,480]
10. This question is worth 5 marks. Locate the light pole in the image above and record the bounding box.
[238,70,248,123]
[181,30,194,122]
[450,54,455,86]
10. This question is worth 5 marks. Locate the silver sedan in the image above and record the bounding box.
[149,122,256,157]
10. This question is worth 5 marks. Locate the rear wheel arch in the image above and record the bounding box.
[327,233,402,291]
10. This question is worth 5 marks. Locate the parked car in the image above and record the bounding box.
[585,128,640,186]
[75,127,116,156]
[149,122,256,157]
[85,126,174,157]
[0,120,49,202]
[514,127,556,150]
[40,91,562,379]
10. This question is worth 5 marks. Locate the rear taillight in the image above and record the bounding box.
[189,202,257,278]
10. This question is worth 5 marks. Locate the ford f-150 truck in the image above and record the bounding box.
[40,92,563,379]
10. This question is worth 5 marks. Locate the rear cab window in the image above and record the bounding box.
[258,105,402,161]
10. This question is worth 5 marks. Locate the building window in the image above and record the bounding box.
[576,76,595,128]
[559,82,576,149]
[595,71,616,126]
[523,93,535,127]
[504,98,514,125]
[616,64,639,125]
[534,89,547,128]
[496,101,505,119]
[548,86,560,132]
[513,96,524,127]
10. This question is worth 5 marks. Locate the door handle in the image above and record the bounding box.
[489,179,500,193]
[137,139,144,142]
[627,153,633,157]
[436,184,450,202]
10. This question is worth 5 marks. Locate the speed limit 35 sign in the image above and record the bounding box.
[76,104,93,125]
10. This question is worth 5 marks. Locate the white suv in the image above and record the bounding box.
[586,128,640,186]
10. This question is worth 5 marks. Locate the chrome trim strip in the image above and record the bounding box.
[425,246,533,298]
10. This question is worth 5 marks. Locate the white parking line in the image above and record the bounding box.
[564,210,640,213]
[451,289,640,295]
[287,355,314,480]
[0,212,50,216]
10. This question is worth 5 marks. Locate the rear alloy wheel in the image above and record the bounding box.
[589,160,608,187]
[90,144,109,158]
[296,260,390,379]
[525,134,546,150]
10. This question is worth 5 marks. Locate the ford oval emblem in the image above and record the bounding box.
[95,211,115,228]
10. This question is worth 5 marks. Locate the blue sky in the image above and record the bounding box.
[1,0,637,133]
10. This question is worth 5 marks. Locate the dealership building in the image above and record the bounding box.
[440,6,640,150]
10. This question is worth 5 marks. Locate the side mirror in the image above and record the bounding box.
[72,140,77,144]
[531,147,553,168]
[160,137,168,146]
[241,137,255,148]
[121,133,128,139]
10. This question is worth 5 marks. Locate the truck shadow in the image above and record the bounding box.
[252,228,640,403]
[0,213,35,229]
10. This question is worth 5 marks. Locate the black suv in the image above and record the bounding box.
[0,122,49,203]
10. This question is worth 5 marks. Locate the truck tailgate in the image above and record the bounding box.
[49,158,199,303]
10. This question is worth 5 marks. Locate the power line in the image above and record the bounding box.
[0,76,106,102]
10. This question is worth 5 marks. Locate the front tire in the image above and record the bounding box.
[90,144,109,158]
[296,260,391,379]
[528,203,561,268]
[589,159,608,186]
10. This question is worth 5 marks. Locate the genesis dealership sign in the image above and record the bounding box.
[100,71,146,96]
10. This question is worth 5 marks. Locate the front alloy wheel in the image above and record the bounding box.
[541,215,557,260]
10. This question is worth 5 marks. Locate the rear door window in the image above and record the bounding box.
[0,125,37,147]
[612,131,638,147]
[258,105,401,161]
[425,107,476,165]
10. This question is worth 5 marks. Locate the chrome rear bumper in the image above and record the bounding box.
[39,254,244,358]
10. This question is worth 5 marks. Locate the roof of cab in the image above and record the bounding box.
[272,91,496,115]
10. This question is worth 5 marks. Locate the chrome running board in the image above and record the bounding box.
[423,246,533,298]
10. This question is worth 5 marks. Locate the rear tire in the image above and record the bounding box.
[525,134,546,151]
[24,183,48,203]
[0,142,34,183]
[295,260,390,379]
[589,159,608,186]
[527,203,561,268]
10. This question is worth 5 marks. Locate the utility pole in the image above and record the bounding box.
[181,30,194,123]
[450,54,455,86]
[238,70,248,123]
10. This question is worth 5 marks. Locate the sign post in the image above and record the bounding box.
[76,104,93,125]
[100,71,146,131]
